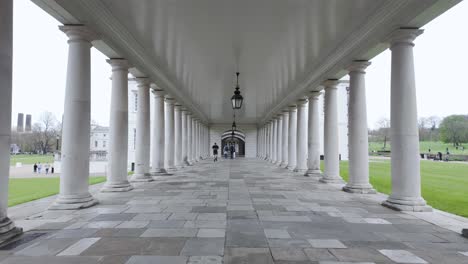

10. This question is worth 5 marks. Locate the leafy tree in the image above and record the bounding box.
[439,115,468,146]
[375,117,390,149]
[31,112,61,154]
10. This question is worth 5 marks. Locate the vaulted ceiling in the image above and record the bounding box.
[33,0,460,124]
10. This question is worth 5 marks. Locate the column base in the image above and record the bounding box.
[279,162,288,168]
[462,229,468,239]
[130,173,154,182]
[293,168,308,174]
[343,184,376,194]
[49,193,98,210]
[286,165,296,171]
[382,196,432,212]
[101,181,133,192]
[320,176,345,184]
[304,169,322,177]
[275,161,282,166]
[0,218,22,247]
[151,168,167,175]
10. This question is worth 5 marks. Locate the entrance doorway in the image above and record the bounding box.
[221,130,245,157]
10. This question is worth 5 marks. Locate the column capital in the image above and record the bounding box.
[308,91,322,100]
[296,98,308,106]
[59,25,98,43]
[323,79,339,89]
[107,58,129,71]
[136,77,151,87]
[165,97,175,104]
[174,103,182,110]
[348,60,371,73]
[288,104,297,111]
[387,28,423,47]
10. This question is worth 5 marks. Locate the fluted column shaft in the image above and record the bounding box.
[272,119,277,163]
[343,61,375,193]
[306,92,322,176]
[131,78,153,182]
[194,120,199,162]
[181,110,188,165]
[164,98,176,170]
[150,88,166,174]
[191,118,197,162]
[52,26,99,208]
[287,106,297,170]
[102,59,133,192]
[280,111,289,168]
[321,80,344,183]
[276,116,283,166]
[0,0,22,240]
[383,29,430,212]
[186,113,193,164]
[295,98,309,173]
[269,122,274,161]
[174,104,182,168]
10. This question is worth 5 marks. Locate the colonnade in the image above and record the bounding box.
[44,25,210,209]
[257,28,431,212]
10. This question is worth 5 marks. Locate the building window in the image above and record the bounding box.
[103,141,106,148]
[103,134,106,137]
[95,141,98,148]
[133,128,136,150]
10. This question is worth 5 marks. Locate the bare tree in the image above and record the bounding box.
[31,112,61,154]
[376,117,390,150]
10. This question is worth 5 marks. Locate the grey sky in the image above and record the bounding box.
[11,0,468,129]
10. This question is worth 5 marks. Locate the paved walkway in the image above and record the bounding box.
[1,158,468,263]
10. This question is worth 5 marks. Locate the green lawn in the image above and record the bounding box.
[321,160,468,217]
[8,177,106,207]
[369,141,467,155]
[10,154,54,166]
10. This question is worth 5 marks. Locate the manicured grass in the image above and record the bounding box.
[369,141,467,155]
[322,160,468,217]
[10,154,54,166]
[8,177,106,207]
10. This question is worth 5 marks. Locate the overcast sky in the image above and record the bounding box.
[11,0,468,129]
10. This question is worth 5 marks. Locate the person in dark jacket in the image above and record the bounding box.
[212,143,219,162]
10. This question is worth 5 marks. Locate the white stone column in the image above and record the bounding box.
[280,110,289,168]
[102,59,133,192]
[271,118,278,163]
[261,127,265,159]
[287,105,297,170]
[50,26,98,209]
[276,115,283,166]
[150,87,166,174]
[174,103,182,168]
[191,118,197,162]
[267,122,272,161]
[306,92,322,176]
[0,0,22,241]
[131,78,153,182]
[320,80,344,184]
[383,28,431,211]
[187,113,193,165]
[343,61,375,193]
[295,98,309,173]
[181,109,188,165]
[194,120,199,162]
[164,97,176,171]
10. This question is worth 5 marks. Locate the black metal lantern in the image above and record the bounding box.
[231,72,243,109]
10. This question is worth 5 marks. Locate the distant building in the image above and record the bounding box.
[17,113,24,132]
[10,144,20,154]
[25,114,32,132]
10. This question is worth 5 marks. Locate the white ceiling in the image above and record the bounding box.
[33,0,461,124]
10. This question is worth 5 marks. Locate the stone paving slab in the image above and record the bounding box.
[1,159,468,263]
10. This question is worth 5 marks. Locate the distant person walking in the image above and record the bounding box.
[37,163,42,174]
[33,163,37,173]
[230,144,235,159]
[212,143,219,162]
[223,145,229,159]
[51,166,55,174]
[45,163,50,174]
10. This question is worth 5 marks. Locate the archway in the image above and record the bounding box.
[221,130,245,157]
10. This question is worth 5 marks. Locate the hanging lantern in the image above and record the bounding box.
[231,72,243,109]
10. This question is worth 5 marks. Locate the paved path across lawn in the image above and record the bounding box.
[1,158,468,264]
